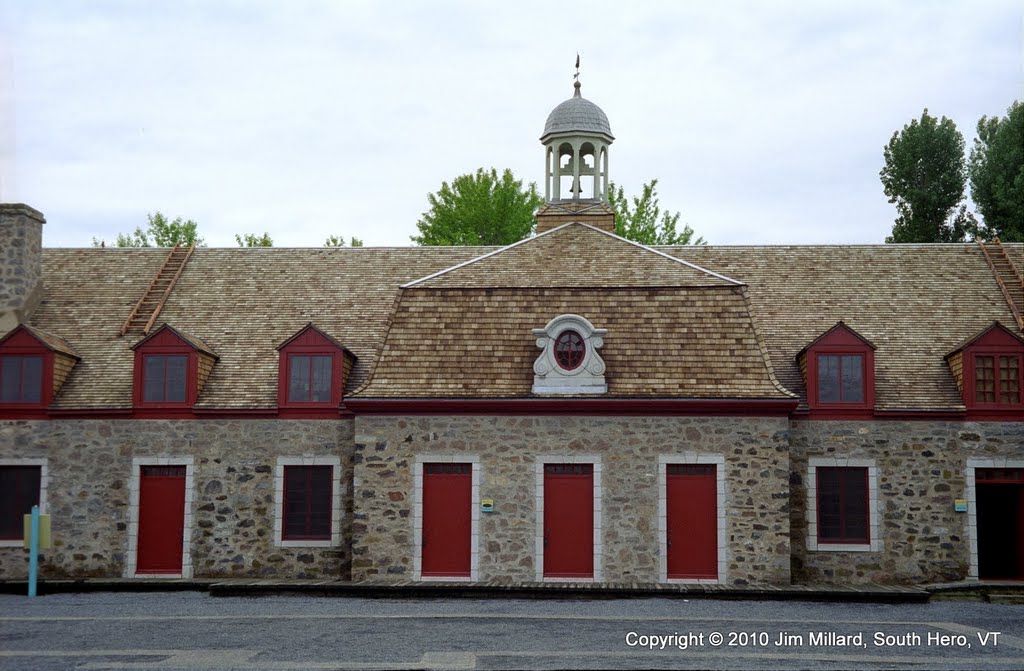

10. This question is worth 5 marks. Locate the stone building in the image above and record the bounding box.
[1,81,1022,586]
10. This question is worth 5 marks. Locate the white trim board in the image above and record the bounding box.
[412,454,481,582]
[124,457,195,579]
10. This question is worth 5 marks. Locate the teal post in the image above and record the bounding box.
[28,505,39,598]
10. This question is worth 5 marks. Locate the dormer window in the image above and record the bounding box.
[817,354,864,404]
[0,325,79,413]
[143,355,188,403]
[276,324,356,414]
[131,325,218,409]
[287,355,333,403]
[1,355,43,403]
[947,322,1024,417]
[798,322,875,416]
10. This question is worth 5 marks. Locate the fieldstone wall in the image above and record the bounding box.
[790,420,1024,585]
[352,415,792,586]
[0,204,44,333]
[0,419,353,580]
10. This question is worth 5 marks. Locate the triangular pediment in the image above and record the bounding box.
[403,223,741,289]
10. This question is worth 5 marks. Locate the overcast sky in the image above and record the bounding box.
[1,1,1021,247]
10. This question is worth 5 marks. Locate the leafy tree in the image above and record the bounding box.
[412,168,544,246]
[608,179,706,245]
[235,232,273,247]
[92,212,204,247]
[324,235,364,247]
[970,100,1023,242]
[881,109,975,243]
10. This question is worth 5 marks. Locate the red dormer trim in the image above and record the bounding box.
[276,324,352,418]
[955,322,1024,420]
[0,326,55,416]
[131,325,202,411]
[800,322,876,418]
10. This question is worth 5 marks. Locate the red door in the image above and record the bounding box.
[544,464,593,578]
[667,464,718,579]
[137,466,186,574]
[421,463,472,577]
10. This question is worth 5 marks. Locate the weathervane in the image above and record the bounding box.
[573,53,580,82]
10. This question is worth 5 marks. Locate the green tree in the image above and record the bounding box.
[881,109,975,243]
[92,212,204,247]
[324,235,364,247]
[412,168,544,246]
[235,232,273,247]
[608,179,706,245]
[970,100,1023,242]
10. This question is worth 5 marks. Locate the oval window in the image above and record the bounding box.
[554,330,586,371]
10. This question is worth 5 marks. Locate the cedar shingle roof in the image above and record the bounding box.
[354,286,791,399]
[18,239,1023,411]
[659,243,1024,411]
[32,247,483,409]
[10,324,81,359]
[405,223,739,289]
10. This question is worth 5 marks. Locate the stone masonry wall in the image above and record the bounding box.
[352,415,792,586]
[0,204,44,332]
[0,419,353,579]
[790,420,1024,585]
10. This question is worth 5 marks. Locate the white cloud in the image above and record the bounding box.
[3,0,1022,247]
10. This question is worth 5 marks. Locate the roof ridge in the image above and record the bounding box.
[402,222,743,289]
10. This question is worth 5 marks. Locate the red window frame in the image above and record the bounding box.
[277,326,346,413]
[816,466,870,545]
[0,326,56,412]
[0,466,42,541]
[132,329,198,409]
[281,465,333,541]
[803,324,875,417]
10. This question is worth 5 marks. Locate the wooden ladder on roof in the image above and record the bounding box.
[119,244,196,336]
[978,238,1024,330]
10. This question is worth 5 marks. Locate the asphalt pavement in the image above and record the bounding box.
[2,592,1023,670]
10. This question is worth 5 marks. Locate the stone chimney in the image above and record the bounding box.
[535,200,616,235]
[0,203,45,335]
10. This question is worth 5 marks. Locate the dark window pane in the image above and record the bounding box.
[165,356,187,402]
[311,356,332,402]
[21,356,43,403]
[1,357,19,402]
[999,356,1020,404]
[289,355,310,402]
[841,355,864,403]
[0,466,41,540]
[818,355,839,403]
[817,467,869,543]
[143,356,165,402]
[976,355,996,403]
[282,465,332,540]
